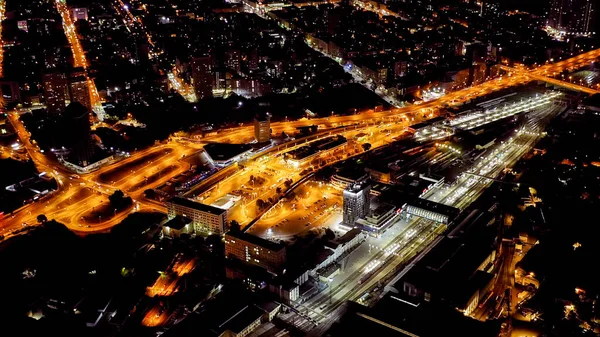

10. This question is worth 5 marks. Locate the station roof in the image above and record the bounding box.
[407,198,460,221]
[219,305,264,334]
[203,143,252,162]
[408,116,446,131]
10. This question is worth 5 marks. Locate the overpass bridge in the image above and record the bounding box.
[499,47,600,95]
[500,65,600,95]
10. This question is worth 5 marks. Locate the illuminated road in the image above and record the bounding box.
[501,65,600,95]
[501,48,600,94]
[195,118,413,227]
[0,111,201,236]
[0,44,596,238]
[54,0,105,119]
[143,255,197,327]
[114,0,197,102]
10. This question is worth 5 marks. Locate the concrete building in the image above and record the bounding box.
[253,113,271,143]
[162,216,193,239]
[225,231,286,274]
[386,210,499,319]
[71,7,88,21]
[343,179,371,226]
[42,72,70,114]
[69,76,92,113]
[355,203,399,237]
[548,0,596,36]
[165,197,228,235]
[191,56,213,100]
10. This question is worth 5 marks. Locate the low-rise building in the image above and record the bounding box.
[162,216,193,239]
[355,203,399,237]
[365,164,393,183]
[165,197,228,235]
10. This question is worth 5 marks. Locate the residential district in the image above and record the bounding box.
[0,0,599,336]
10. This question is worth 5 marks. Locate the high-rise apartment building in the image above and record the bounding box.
[548,0,596,36]
[69,76,92,113]
[43,72,70,114]
[343,179,371,226]
[191,56,213,100]
[254,113,271,143]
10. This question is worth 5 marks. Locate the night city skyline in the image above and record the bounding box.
[0,0,599,336]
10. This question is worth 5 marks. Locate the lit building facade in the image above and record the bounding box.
[69,76,92,113]
[225,231,287,273]
[254,113,271,143]
[342,179,371,226]
[165,197,228,234]
[71,7,89,21]
[191,56,213,100]
[43,72,70,114]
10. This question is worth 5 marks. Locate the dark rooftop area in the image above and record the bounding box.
[218,305,264,334]
[163,215,192,230]
[326,297,501,337]
[409,116,446,131]
[226,230,286,252]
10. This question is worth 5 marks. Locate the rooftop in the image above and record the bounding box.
[407,198,461,220]
[336,228,363,244]
[226,231,286,252]
[409,116,446,131]
[167,196,227,216]
[163,215,192,230]
[370,203,396,219]
[203,143,252,162]
[218,305,265,334]
[345,179,371,194]
[326,298,500,337]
